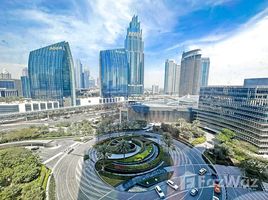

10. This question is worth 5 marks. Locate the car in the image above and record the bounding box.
[166,180,179,190]
[198,168,207,175]
[212,196,219,200]
[190,188,199,196]
[214,184,221,194]
[155,185,165,199]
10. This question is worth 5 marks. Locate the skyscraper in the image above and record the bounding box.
[200,58,210,87]
[21,67,31,98]
[125,15,144,96]
[152,84,159,94]
[100,49,128,97]
[179,49,202,96]
[164,59,180,95]
[28,41,76,106]
[74,59,83,89]
[22,67,28,77]
[83,69,90,88]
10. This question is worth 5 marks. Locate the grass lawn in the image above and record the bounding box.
[38,165,51,190]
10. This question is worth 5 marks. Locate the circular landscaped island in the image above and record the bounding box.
[94,135,173,191]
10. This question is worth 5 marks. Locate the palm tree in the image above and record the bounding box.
[116,139,131,159]
[96,143,111,171]
[162,132,173,153]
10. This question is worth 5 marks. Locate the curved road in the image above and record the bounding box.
[51,131,221,200]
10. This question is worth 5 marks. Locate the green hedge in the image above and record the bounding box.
[104,145,164,174]
[191,136,206,146]
[120,143,153,163]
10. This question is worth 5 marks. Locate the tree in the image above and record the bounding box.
[216,129,236,143]
[162,132,173,153]
[21,182,45,200]
[96,143,111,171]
[213,143,233,160]
[191,120,203,137]
[116,139,131,159]
[0,185,21,200]
[240,158,268,180]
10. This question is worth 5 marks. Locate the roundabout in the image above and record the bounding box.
[94,136,173,191]
[53,131,221,200]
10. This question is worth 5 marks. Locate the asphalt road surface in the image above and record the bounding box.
[39,131,267,200]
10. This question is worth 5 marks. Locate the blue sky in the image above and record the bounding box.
[0,0,268,87]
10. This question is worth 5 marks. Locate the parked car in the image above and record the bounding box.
[155,185,165,199]
[190,188,199,196]
[199,168,207,175]
[166,180,179,190]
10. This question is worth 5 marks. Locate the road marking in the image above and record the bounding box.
[43,152,63,164]
[98,190,117,200]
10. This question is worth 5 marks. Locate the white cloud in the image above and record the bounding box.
[0,0,267,90]
[145,10,268,88]
[198,15,268,85]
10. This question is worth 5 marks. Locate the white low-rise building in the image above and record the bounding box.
[0,100,59,114]
[77,96,125,106]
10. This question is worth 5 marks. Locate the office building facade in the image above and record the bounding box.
[82,69,90,89]
[244,78,268,87]
[20,67,31,98]
[197,86,268,154]
[152,84,159,94]
[0,80,21,97]
[74,59,83,89]
[125,15,144,96]
[164,59,180,95]
[201,58,210,87]
[28,41,76,106]
[21,76,31,98]
[179,49,202,96]
[100,49,128,98]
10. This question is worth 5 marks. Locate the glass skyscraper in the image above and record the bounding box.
[100,49,128,97]
[179,49,202,96]
[28,41,76,106]
[125,15,144,96]
[21,76,31,98]
[164,59,180,95]
[201,57,210,87]
[74,59,83,89]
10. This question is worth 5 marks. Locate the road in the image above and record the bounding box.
[46,131,218,200]
[0,109,116,132]
[39,131,267,200]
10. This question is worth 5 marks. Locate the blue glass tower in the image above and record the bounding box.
[21,76,31,98]
[28,41,76,106]
[100,49,128,97]
[125,15,144,96]
[201,58,210,87]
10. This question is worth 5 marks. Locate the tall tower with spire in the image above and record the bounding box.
[124,15,144,96]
